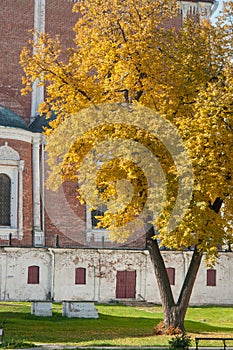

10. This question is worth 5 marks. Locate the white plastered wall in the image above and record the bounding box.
[0,248,232,305]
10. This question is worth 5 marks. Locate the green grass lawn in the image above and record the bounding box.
[0,302,233,347]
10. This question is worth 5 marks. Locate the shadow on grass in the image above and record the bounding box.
[0,311,158,343]
[0,309,233,345]
[185,319,233,334]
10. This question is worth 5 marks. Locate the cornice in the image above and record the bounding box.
[0,126,42,144]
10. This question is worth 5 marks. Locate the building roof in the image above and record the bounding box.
[29,112,57,133]
[0,105,29,130]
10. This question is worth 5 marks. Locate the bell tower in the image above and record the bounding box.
[180,0,218,19]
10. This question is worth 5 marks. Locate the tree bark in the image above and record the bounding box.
[146,225,202,333]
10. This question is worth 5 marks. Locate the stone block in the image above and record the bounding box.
[31,301,52,317]
[62,301,99,318]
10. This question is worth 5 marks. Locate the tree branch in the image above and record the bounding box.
[117,20,127,43]
[209,197,223,213]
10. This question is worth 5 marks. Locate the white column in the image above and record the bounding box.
[18,160,25,239]
[32,135,44,246]
[31,0,46,121]
[179,1,218,19]
[41,136,46,232]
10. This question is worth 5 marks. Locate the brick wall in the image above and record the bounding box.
[0,1,164,250]
[0,138,33,246]
[45,0,78,48]
[0,0,78,122]
[44,181,86,247]
[0,0,182,124]
[0,0,34,123]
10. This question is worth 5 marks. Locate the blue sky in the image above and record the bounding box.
[211,0,223,23]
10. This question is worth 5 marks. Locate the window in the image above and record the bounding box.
[207,269,216,286]
[0,174,11,226]
[166,267,175,285]
[0,143,24,240]
[91,204,107,229]
[28,266,40,284]
[75,267,86,285]
[86,204,111,243]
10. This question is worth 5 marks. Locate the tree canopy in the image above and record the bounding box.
[21,0,233,259]
[20,0,233,331]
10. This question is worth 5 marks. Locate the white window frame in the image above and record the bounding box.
[86,206,111,243]
[0,166,18,229]
[0,144,24,240]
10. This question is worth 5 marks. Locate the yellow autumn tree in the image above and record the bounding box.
[20,0,233,333]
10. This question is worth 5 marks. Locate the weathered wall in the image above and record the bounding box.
[0,247,232,305]
[0,248,51,300]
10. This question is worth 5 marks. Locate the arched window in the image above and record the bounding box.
[0,174,11,226]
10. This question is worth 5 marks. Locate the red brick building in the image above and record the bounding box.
[0,0,217,250]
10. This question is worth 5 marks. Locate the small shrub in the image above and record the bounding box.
[169,334,192,349]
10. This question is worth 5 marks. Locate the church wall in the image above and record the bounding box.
[52,249,99,301]
[0,0,79,122]
[44,181,86,248]
[191,253,233,305]
[0,248,232,305]
[45,0,79,49]
[0,136,33,246]
[0,0,34,122]
[9,139,33,245]
[0,248,51,300]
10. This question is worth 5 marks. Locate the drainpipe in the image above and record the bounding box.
[93,265,96,302]
[143,251,148,301]
[48,248,55,300]
[98,250,101,302]
[3,251,8,300]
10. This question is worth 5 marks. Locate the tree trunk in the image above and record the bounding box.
[146,226,202,333]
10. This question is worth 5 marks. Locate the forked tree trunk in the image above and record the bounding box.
[146,226,202,333]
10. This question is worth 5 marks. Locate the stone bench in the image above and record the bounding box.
[195,337,233,349]
[62,300,99,318]
[31,301,52,317]
[31,300,99,318]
